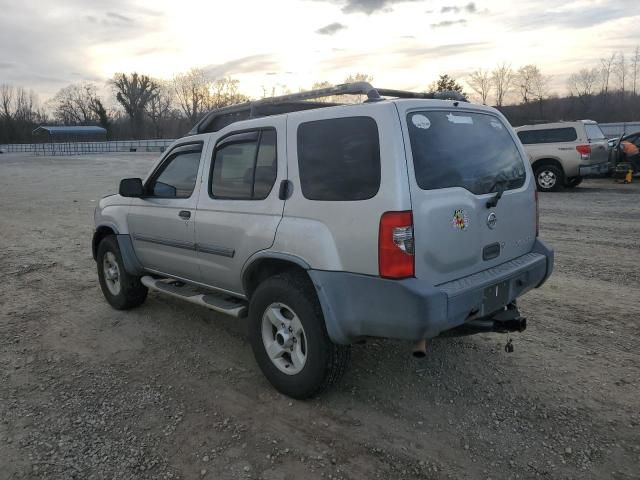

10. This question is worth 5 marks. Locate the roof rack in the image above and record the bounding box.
[189,81,467,135]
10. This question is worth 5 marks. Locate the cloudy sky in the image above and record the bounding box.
[0,0,638,102]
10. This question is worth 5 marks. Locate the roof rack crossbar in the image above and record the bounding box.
[190,83,467,134]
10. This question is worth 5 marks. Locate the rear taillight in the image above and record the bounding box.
[576,144,591,160]
[535,189,539,237]
[379,211,414,279]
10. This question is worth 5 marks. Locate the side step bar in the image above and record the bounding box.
[140,276,248,318]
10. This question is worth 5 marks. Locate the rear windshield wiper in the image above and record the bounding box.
[486,179,509,209]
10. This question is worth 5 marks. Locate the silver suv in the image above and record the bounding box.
[93,83,554,398]
[515,120,610,191]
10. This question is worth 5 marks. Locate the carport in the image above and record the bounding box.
[32,125,108,156]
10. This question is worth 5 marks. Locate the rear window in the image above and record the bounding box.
[584,124,605,141]
[297,116,380,201]
[407,111,526,195]
[517,127,577,144]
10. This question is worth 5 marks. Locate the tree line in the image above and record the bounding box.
[1,46,638,144]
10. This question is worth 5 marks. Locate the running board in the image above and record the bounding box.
[140,276,247,318]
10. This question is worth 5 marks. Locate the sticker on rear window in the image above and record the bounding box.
[447,113,473,125]
[490,120,503,130]
[411,114,431,129]
[452,209,469,230]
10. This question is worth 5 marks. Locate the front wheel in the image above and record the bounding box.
[248,273,350,399]
[97,235,147,310]
[534,164,564,192]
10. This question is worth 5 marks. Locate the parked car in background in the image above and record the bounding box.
[515,120,610,191]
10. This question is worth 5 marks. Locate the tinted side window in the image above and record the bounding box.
[211,129,277,200]
[517,127,577,144]
[150,146,202,198]
[584,124,605,140]
[297,117,380,201]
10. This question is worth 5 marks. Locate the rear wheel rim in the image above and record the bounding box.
[103,251,121,296]
[537,170,557,189]
[261,303,307,375]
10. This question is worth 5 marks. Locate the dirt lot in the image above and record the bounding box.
[0,152,638,480]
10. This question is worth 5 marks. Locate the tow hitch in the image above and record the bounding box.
[449,303,527,337]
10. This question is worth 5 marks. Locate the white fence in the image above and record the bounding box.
[0,139,175,155]
[599,122,640,138]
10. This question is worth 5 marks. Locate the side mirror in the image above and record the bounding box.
[119,178,144,197]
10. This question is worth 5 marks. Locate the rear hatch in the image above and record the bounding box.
[399,104,536,286]
[583,122,609,165]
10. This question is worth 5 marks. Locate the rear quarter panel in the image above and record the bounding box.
[274,103,411,274]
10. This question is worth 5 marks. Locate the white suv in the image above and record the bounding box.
[93,83,554,398]
[515,120,610,191]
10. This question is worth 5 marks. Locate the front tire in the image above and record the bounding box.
[534,164,564,192]
[97,235,147,310]
[248,272,350,399]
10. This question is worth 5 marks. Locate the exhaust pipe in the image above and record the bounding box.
[412,339,427,358]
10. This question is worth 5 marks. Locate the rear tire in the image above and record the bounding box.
[248,272,350,399]
[534,164,564,192]
[97,235,147,310]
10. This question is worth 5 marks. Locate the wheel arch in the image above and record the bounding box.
[92,224,118,260]
[242,253,311,299]
[531,157,564,173]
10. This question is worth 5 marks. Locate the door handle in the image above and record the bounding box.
[178,210,191,220]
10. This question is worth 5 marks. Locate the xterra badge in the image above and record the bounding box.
[452,209,468,230]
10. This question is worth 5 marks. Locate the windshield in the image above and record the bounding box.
[585,123,605,141]
[407,110,526,195]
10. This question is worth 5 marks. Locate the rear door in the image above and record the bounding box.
[399,104,536,286]
[194,118,285,295]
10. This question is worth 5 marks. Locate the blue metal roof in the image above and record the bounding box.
[33,126,107,136]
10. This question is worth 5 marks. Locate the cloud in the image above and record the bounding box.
[440,3,477,14]
[395,42,489,64]
[431,19,467,28]
[314,0,421,15]
[507,3,631,30]
[106,12,134,23]
[0,1,165,97]
[203,55,279,78]
[316,22,347,35]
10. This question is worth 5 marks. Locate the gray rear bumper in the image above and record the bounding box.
[310,239,553,345]
[579,161,610,176]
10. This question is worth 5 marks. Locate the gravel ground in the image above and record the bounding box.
[0,152,638,480]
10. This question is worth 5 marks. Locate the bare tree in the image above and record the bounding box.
[466,69,492,104]
[516,65,545,104]
[89,97,111,136]
[614,52,627,94]
[567,68,599,97]
[112,73,159,139]
[0,84,14,121]
[600,53,617,96]
[632,46,640,96]
[173,68,211,124]
[146,80,175,138]
[14,87,38,123]
[50,83,98,124]
[261,84,291,98]
[208,77,249,109]
[491,62,514,106]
